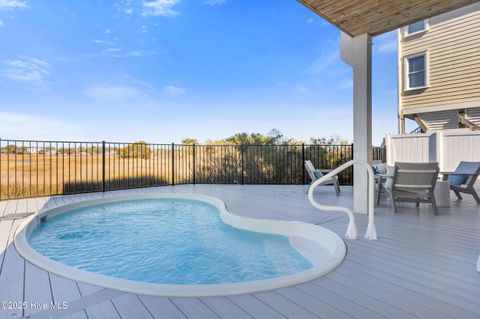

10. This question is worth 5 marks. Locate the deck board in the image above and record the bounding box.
[313,278,419,319]
[139,296,188,319]
[342,258,480,319]
[274,286,355,319]
[0,201,8,218]
[111,294,154,319]
[170,297,222,319]
[0,220,13,272]
[77,282,123,319]
[23,262,53,317]
[3,200,17,218]
[199,296,255,319]
[295,281,386,319]
[227,294,287,319]
[0,245,25,319]
[253,291,321,319]
[328,265,456,319]
[0,184,479,319]
[49,274,88,319]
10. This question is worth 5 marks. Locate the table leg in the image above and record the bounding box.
[376,177,383,205]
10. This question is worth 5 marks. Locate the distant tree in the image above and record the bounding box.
[307,136,352,176]
[268,129,300,145]
[116,141,151,159]
[86,146,100,155]
[225,132,275,145]
[38,146,59,155]
[0,145,29,154]
[222,129,299,145]
[267,129,284,144]
[309,135,350,145]
[224,133,250,145]
[205,139,225,145]
[57,147,75,155]
[181,138,198,145]
[309,137,330,145]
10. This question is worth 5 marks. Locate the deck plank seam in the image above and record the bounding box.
[167,297,190,319]
[197,297,237,319]
[320,276,426,319]
[344,258,480,316]
[109,298,124,319]
[344,249,480,301]
[258,291,325,319]
[275,286,357,319]
[227,295,290,319]
[295,283,387,319]
[135,295,157,319]
[333,263,459,319]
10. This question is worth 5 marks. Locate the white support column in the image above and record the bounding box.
[341,32,373,214]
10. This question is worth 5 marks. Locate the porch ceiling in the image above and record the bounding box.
[299,0,480,36]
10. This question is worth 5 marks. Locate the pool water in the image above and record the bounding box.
[29,199,312,285]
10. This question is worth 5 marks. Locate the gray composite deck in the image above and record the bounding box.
[0,184,479,319]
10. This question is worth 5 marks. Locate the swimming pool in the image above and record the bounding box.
[15,193,346,296]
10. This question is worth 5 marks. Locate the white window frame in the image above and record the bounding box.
[403,19,429,38]
[403,51,429,91]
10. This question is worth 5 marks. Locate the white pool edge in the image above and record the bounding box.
[14,193,346,297]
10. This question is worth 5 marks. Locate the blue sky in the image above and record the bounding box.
[0,0,400,145]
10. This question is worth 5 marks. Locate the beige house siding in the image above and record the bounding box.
[398,3,480,115]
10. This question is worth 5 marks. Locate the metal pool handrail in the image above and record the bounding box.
[307,160,377,240]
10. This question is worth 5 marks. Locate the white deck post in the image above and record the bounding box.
[341,32,373,214]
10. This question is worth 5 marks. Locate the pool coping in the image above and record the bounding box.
[14,193,346,297]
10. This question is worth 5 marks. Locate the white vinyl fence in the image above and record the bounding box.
[386,129,480,172]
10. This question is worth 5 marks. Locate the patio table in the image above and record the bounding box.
[435,180,451,207]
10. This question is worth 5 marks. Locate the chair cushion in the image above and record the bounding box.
[372,163,386,174]
[447,174,468,186]
[313,169,324,179]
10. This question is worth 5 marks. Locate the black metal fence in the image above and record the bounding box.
[0,138,386,200]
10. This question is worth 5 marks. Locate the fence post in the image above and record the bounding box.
[102,141,106,192]
[302,143,306,185]
[171,143,175,186]
[192,143,196,185]
[241,144,244,185]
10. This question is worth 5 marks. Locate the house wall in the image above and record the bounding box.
[398,3,480,116]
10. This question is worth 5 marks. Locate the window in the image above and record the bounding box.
[404,20,428,36]
[405,53,427,90]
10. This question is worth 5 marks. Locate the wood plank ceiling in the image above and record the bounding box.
[299,0,480,36]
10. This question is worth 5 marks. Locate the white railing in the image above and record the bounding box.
[307,160,377,240]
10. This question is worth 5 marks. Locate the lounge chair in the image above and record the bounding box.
[387,162,439,214]
[441,161,480,204]
[305,160,340,196]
